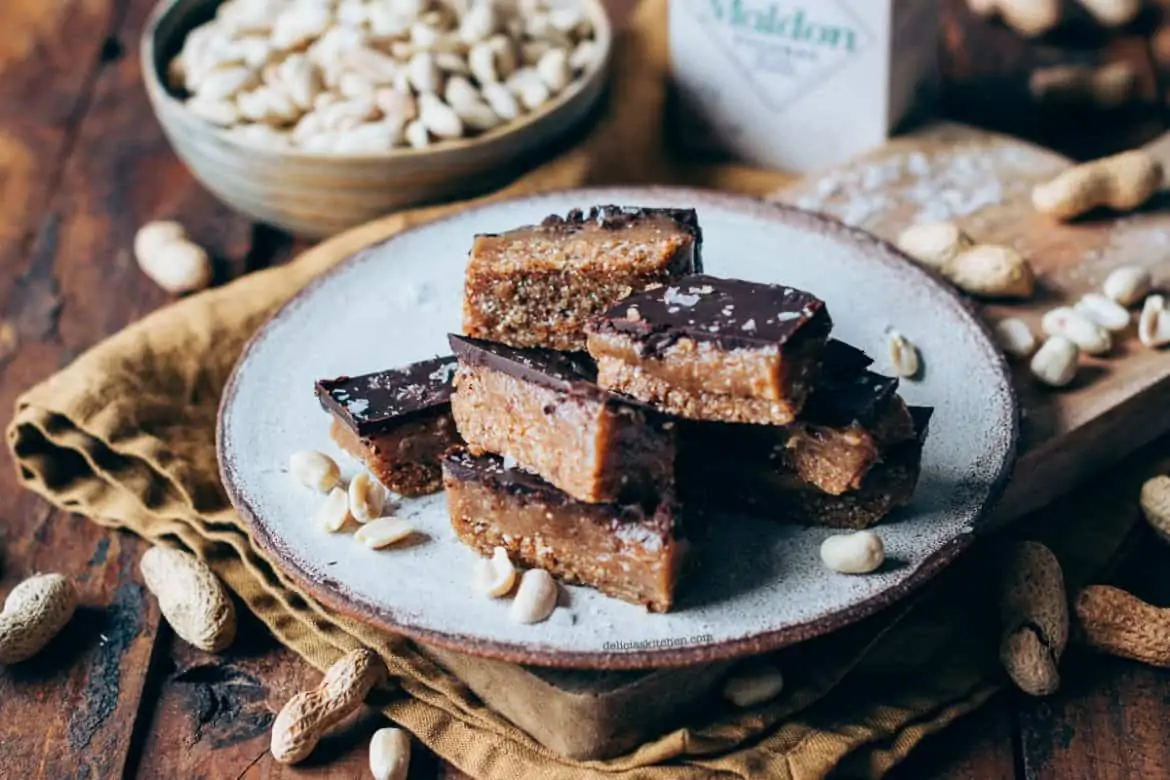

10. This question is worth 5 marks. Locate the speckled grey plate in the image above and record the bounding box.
[218,187,1017,669]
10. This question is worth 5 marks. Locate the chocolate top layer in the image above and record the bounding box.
[796,339,896,428]
[590,274,831,355]
[908,406,933,442]
[315,355,457,436]
[448,334,602,398]
[539,205,703,269]
[470,205,702,279]
[441,448,677,528]
[820,339,873,378]
[804,371,900,428]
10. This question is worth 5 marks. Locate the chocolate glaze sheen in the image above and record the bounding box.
[820,339,873,378]
[908,406,934,441]
[448,334,602,395]
[804,371,900,428]
[593,274,831,356]
[315,355,457,436]
[538,204,704,272]
[441,449,680,534]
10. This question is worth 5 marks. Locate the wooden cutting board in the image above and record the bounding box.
[776,122,1170,522]
[429,122,1170,761]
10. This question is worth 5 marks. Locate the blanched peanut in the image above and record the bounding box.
[1138,294,1170,348]
[1030,336,1079,387]
[417,93,463,139]
[369,727,411,780]
[171,0,600,152]
[316,487,352,532]
[509,569,557,624]
[134,220,187,262]
[138,238,213,295]
[1103,265,1152,306]
[1074,293,1131,332]
[1041,307,1111,354]
[472,547,516,597]
[820,530,885,574]
[886,329,920,378]
[994,317,1037,358]
[404,119,429,148]
[354,517,415,549]
[348,472,387,523]
[134,219,211,295]
[289,450,341,492]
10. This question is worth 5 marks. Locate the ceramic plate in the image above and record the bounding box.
[218,187,1017,669]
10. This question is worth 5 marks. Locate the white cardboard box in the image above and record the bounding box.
[669,0,939,173]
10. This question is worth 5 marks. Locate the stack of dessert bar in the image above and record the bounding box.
[314,205,931,614]
[584,278,932,531]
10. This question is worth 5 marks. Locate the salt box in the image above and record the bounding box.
[669,0,939,172]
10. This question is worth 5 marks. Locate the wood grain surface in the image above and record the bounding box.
[1,0,1170,778]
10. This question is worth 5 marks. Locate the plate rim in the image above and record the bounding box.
[217,185,1019,669]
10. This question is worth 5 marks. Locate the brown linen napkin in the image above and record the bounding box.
[6,1,1151,777]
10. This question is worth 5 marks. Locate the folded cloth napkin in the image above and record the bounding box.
[6,1,1151,777]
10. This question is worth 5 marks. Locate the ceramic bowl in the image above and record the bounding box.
[141,0,612,237]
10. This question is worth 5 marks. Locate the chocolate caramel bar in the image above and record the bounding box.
[442,449,688,612]
[315,356,461,497]
[585,275,832,425]
[463,206,703,351]
[682,407,932,529]
[682,341,916,496]
[448,334,674,504]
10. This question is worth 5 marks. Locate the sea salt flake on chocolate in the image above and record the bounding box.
[776,311,802,322]
[742,318,757,331]
[663,286,701,307]
[428,362,458,384]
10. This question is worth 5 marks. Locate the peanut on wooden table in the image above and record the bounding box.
[998,542,1068,696]
[140,546,237,653]
[0,574,79,665]
[271,648,388,764]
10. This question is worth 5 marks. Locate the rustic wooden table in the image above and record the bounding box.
[4,0,1170,777]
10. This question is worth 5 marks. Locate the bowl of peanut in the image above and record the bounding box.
[142,0,611,237]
